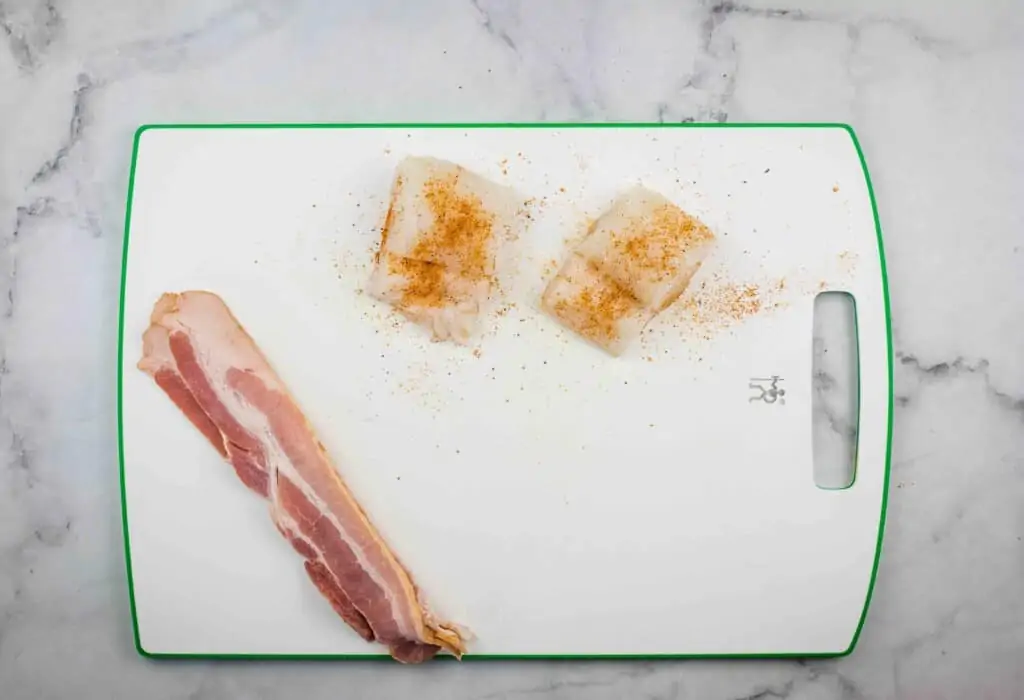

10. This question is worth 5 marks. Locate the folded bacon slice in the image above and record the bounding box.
[138,291,465,662]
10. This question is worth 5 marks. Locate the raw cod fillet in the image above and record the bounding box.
[367,156,517,343]
[542,186,716,355]
[138,291,465,663]
[541,253,652,357]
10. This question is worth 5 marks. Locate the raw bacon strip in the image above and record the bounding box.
[137,291,465,662]
[141,322,227,459]
[140,313,269,496]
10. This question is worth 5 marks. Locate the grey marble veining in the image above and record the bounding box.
[1,0,1022,698]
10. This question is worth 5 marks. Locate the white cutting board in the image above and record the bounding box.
[119,124,891,658]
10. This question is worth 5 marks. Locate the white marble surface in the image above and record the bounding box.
[0,0,1021,698]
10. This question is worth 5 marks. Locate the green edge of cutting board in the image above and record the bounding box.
[117,122,892,661]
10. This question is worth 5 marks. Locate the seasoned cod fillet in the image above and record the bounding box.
[368,157,516,343]
[543,186,716,355]
[541,253,652,357]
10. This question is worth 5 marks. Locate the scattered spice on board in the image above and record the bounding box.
[665,273,785,333]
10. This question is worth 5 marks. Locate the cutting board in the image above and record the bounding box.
[118,124,891,659]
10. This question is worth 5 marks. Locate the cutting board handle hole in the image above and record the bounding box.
[812,292,859,490]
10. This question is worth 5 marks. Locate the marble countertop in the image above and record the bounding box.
[1,1,1021,698]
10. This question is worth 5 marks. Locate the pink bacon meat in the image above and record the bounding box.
[138,291,465,663]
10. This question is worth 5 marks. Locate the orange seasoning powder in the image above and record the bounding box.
[612,205,715,285]
[552,261,642,346]
[390,173,496,310]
